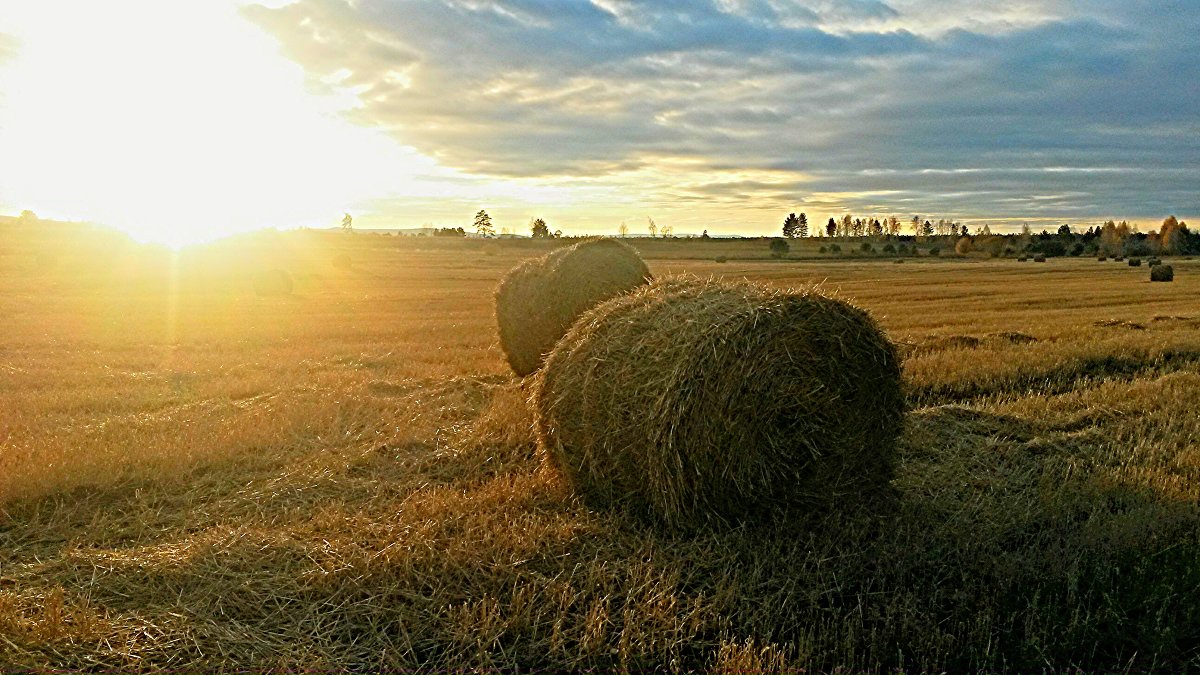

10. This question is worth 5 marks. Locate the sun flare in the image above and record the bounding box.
[0,0,426,246]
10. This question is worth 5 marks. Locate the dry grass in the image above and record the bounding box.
[2,234,1199,670]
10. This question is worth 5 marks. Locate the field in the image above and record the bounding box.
[2,232,1199,670]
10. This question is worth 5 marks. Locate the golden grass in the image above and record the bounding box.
[1,233,1199,670]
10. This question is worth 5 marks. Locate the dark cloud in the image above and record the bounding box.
[245,0,1200,221]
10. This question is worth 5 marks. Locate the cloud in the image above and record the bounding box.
[245,0,1200,225]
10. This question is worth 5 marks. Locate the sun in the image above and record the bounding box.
[0,0,421,246]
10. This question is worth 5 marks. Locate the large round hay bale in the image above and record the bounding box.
[532,277,904,529]
[253,268,294,296]
[495,238,651,377]
[1151,264,1174,282]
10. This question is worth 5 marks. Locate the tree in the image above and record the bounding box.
[797,213,808,238]
[910,215,922,236]
[474,210,495,237]
[618,221,629,238]
[782,212,800,238]
[701,229,710,239]
[647,217,658,238]
[18,209,38,224]
[530,217,550,238]
[660,224,673,238]
[340,212,353,232]
[1057,223,1072,237]
[826,218,837,237]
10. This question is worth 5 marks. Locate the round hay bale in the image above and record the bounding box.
[253,268,294,296]
[495,238,651,377]
[1128,258,1142,267]
[533,277,904,529]
[1151,264,1174,282]
[1097,256,1107,261]
[1033,256,1046,263]
[1148,258,1162,267]
[1017,257,1028,262]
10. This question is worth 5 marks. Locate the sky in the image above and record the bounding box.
[0,0,1196,243]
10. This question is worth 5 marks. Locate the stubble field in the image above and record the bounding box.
[2,233,1198,670]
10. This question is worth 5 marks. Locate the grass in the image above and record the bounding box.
[1,232,1199,670]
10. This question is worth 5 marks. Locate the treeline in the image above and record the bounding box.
[781,212,1197,257]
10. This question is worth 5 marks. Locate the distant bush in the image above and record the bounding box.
[1124,238,1152,257]
[714,256,728,263]
[830,244,842,254]
[882,243,896,254]
[860,242,874,253]
[1030,240,1066,257]
[818,246,827,254]
[1151,264,1174,282]
[1004,247,1015,256]
[768,239,790,258]
[955,237,973,256]
[927,247,940,257]
[1070,243,1085,257]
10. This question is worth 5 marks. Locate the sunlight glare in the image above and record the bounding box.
[0,1,429,245]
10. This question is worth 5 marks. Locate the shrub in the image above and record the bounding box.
[1031,240,1067,257]
[818,246,827,254]
[1004,247,1015,256]
[955,237,973,256]
[1034,256,1047,263]
[253,268,294,296]
[1070,243,1085,256]
[882,243,896,254]
[769,239,790,258]
[860,242,874,253]
[830,244,842,254]
[1128,258,1142,267]
[714,256,728,263]
[533,277,905,530]
[1151,264,1175,282]
[495,238,651,377]
[927,247,940,257]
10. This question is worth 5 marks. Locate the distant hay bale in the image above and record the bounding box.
[495,238,651,377]
[1098,256,1107,261]
[1114,256,1125,262]
[253,268,294,296]
[714,256,728,263]
[532,277,905,529]
[1034,256,1046,263]
[1151,264,1174,282]
[1148,258,1162,267]
[1128,258,1142,267]
[1017,257,1027,262]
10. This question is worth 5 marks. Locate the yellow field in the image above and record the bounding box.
[2,233,1198,670]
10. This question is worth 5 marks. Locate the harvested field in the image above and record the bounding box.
[2,234,1199,671]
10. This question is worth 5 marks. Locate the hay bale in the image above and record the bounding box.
[1017,257,1028,262]
[495,238,651,377]
[1148,258,1162,267]
[1151,264,1174,282]
[1128,258,1142,267]
[1033,256,1046,263]
[532,277,904,529]
[1098,256,1107,261]
[253,268,294,296]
